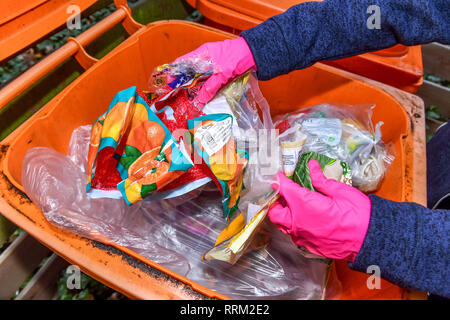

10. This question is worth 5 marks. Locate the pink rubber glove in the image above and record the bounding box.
[176,37,256,105]
[268,160,371,262]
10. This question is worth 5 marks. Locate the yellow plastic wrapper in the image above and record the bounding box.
[198,74,282,264]
[202,194,279,264]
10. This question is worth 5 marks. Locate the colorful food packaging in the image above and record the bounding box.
[293,152,352,190]
[148,58,214,100]
[137,74,214,201]
[86,86,194,205]
[185,73,259,224]
[197,74,281,264]
[201,193,278,264]
[187,113,248,222]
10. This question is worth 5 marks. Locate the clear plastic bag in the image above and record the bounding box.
[21,126,331,300]
[274,103,394,193]
[146,56,282,264]
[190,73,281,264]
[147,56,217,100]
[67,125,91,174]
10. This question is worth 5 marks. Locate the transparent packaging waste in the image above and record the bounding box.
[21,126,334,299]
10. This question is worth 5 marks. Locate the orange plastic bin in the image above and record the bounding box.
[185,0,423,93]
[0,19,427,299]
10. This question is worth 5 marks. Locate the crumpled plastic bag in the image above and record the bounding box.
[274,103,394,193]
[138,61,216,202]
[21,125,333,300]
[191,74,281,264]
[143,58,282,265]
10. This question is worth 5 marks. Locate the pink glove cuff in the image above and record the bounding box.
[229,37,257,73]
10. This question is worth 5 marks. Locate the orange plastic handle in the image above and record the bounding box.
[0,5,143,111]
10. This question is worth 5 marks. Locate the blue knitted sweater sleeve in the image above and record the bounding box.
[241,0,450,80]
[349,195,450,298]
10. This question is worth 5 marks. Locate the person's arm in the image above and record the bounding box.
[354,122,450,298]
[242,0,450,80]
[268,161,450,298]
[427,120,450,210]
[350,195,450,298]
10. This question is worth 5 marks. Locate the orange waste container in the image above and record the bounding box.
[0,17,427,299]
[185,0,423,93]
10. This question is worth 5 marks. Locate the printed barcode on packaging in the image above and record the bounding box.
[196,117,233,156]
[203,132,217,150]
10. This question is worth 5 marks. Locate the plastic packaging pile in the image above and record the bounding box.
[21,57,335,299]
[274,103,394,193]
[21,57,393,300]
[22,125,330,299]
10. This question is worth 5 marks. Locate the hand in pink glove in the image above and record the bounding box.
[176,37,256,105]
[268,160,371,261]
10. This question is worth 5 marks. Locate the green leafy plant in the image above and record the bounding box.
[426,105,443,121]
[424,74,450,88]
[293,152,335,190]
[0,228,24,254]
[11,254,50,299]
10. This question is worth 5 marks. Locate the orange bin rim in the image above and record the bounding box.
[187,0,423,93]
[0,20,427,300]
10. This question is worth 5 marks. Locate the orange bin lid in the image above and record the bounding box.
[0,0,97,62]
[206,0,311,23]
[187,0,423,93]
